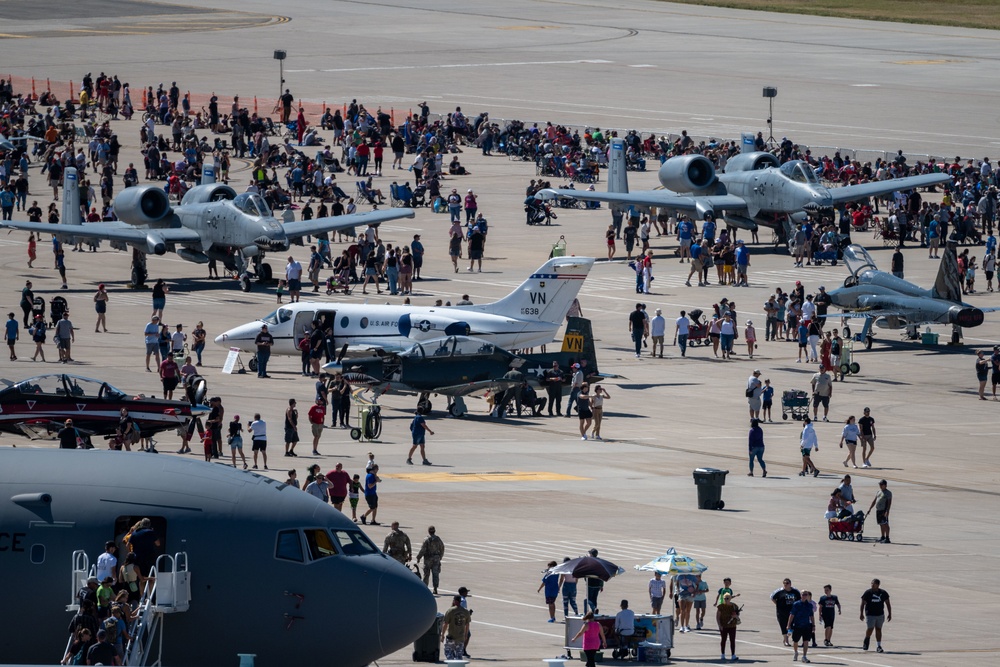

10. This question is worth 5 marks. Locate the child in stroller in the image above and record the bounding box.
[327,265,352,295]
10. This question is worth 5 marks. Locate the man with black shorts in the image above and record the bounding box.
[858,407,877,468]
[991,346,1000,398]
[819,584,841,646]
[786,590,816,663]
[868,480,893,543]
[248,413,268,470]
[771,579,801,646]
[360,464,381,525]
[326,462,351,511]
[860,579,891,652]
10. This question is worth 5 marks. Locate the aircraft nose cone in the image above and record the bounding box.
[378,569,437,655]
[254,235,289,251]
[214,332,228,345]
[190,404,211,416]
[322,362,343,374]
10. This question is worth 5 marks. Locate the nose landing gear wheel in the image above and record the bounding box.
[248,356,258,372]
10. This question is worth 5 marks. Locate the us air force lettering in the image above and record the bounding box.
[0,449,435,666]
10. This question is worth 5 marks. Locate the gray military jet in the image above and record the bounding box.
[0,448,435,667]
[828,243,996,347]
[538,139,951,244]
[1,166,414,286]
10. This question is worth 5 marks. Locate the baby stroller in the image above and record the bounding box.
[828,509,866,541]
[686,309,710,346]
[31,296,46,323]
[326,267,352,295]
[49,296,68,326]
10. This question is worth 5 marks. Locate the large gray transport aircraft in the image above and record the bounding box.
[0,449,436,666]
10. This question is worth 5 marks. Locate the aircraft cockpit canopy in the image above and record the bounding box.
[2,374,128,400]
[261,308,294,326]
[233,192,272,218]
[779,160,819,185]
[842,244,879,280]
[275,527,380,563]
[401,336,510,360]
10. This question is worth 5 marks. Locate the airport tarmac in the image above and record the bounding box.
[2,1,999,665]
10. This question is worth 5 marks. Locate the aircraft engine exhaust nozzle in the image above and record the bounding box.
[146,232,166,256]
[114,185,172,224]
[949,306,984,328]
[658,155,716,192]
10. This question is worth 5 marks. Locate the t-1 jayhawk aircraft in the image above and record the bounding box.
[0,448,435,667]
[0,373,208,445]
[537,139,951,245]
[323,317,605,416]
[828,243,996,347]
[0,165,415,286]
[216,256,596,364]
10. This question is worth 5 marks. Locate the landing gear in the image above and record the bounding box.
[949,324,964,346]
[130,249,148,289]
[248,355,258,372]
[252,255,274,283]
[416,392,432,415]
[447,396,468,418]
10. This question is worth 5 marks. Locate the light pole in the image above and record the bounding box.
[762,86,777,145]
[274,50,286,108]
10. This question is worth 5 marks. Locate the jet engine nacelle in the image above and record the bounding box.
[146,232,166,256]
[397,313,471,340]
[114,186,172,225]
[657,155,716,193]
[724,151,781,173]
[180,184,238,206]
[949,306,984,328]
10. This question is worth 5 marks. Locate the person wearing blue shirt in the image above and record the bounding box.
[0,187,15,221]
[735,240,750,286]
[538,561,561,623]
[5,312,18,361]
[677,218,694,262]
[762,379,775,422]
[702,219,716,244]
[407,411,435,466]
[685,241,703,286]
[360,465,380,526]
[748,418,766,477]
[787,591,816,663]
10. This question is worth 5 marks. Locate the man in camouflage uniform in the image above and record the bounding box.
[382,521,412,565]
[416,525,446,594]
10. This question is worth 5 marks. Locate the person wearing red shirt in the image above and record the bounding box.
[307,398,326,456]
[326,463,351,511]
[372,141,384,176]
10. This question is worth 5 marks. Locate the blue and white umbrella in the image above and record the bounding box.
[634,547,708,575]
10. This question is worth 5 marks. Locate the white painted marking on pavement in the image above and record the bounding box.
[320,59,614,73]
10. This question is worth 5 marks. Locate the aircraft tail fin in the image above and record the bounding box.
[607,139,628,196]
[561,317,598,371]
[482,256,595,324]
[201,160,216,185]
[932,241,963,302]
[61,167,81,226]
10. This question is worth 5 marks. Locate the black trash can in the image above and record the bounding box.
[413,612,443,662]
[693,468,729,510]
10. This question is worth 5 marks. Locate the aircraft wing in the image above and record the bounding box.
[283,208,416,239]
[1,220,201,245]
[432,378,522,398]
[828,173,952,205]
[537,188,748,212]
[12,420,95,440]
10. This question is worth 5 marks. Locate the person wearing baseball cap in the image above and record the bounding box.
[457,587,472,658]
[747,370,763,420]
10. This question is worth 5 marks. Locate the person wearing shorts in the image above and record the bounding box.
[360,465,380,525]
[227,415,247,469]
[860,579,891,652]
[818,585,840,647]
[538,562,560,622]
[248,413,268,470]
[787,591,815,663]
[348,474,361,521]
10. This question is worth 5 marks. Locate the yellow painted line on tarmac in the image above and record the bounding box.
[0,33,31,39]
[383,470,589,483]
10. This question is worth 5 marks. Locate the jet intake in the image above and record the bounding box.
[180,184,238,205]
[949,306,984,328]
[658,155,716,192]
[724,151,781,173]
[145,232,166,256]
[114,186,172,224]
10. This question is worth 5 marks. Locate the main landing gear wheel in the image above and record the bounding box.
[259,262,273,282]
[864,336,873,350]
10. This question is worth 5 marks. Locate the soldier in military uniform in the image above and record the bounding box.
[416,525,446,594]
[382,521,412,565]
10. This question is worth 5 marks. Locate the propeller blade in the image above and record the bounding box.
[336,343,349,364]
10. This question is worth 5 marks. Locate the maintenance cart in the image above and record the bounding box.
[781,389,810,421]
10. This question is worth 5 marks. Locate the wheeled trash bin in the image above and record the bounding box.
[693,468,729,510]
[413,613,443,662]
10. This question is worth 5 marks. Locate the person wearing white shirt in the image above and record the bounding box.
[614,599,636,654]
[650,309,666,358]
[649,572,667,614]
[675,310,690,357]
[799,416,819,477]
[801,296,816,321]
[248,413,268,470]
[95,541,117,582]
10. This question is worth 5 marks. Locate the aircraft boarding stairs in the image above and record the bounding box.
[67,550,191,666]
